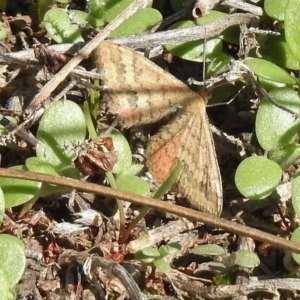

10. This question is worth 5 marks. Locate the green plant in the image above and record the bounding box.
[191,244,260,269]
[135,242,182,274]
[42,0,162,43]
[0,188,25,298]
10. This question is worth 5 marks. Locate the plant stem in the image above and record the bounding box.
[106,171,126,234]
[119,161,184,244]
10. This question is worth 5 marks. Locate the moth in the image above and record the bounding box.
[94,41,222,216]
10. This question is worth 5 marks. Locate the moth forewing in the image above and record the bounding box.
[95,41,223,216]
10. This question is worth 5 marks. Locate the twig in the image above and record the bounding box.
[223,0,263,16]
[1,14,253,66]
[63,250,147,300]
[0,167,300,254]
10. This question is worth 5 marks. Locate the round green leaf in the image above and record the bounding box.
[44,8,84,43]
[140,247,161,258]
[262,31,299,70]
[0,165,41,208]
[285,0,300,62]
[38,0,53,21]
[0,269,15,300]
[120,164,144,176]
[98,129,132,175]
[269,144,300,169]
[0,234,25,287]
[110,8,162,38]
[196,11,240,44]
[206,54,232,77]
[292,169,300,218]
[25,157,80,196]
[191,244,226,256]
[135,247,160,263]
[244,58,298,89]
[102,0,134,22]
[87,0,105,20]
[165,19,222,62]
[36,100,86,166]
[116,174,149,196]
[231,250,260,268]
[153,259,172,273]
[158,244,181,257]
[291,227,300,264]
[235,157,282,200]
[159,242,181,256]
[210,84,239,105]
[26,157,60,176]
[256,88,300,151]
[264,0,287,21]
[70,10,104,28]
[158,245,169,257]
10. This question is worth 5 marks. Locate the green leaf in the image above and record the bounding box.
[256,88,300,151]
[115,174,150,196]
[262,31,300,70]
[269,144,300,169]
[70,10,104,28]
[110,8,162,38]
[43,8,84,43]
[153,259,172,273]
[0,269,15,300]
[26,157,60,176]
[206,54,232,77]
[103,0,134,23]
[196,11,240,44]
[140,247,161,258]
[98,129,132,175]
[154,161,184,199]
[87,0,105,20]
[120,164,144,176]
[135,247,161,263]
[191,244,226,256]
[292,169,300,218]
[25,157,80,196]
[0,165,41,208]
[0,234,25,287]
[228,250,260,268]
[291,227,300,264]
[285,0,300,62]
[158,243,181,257]
[36,100,86,166]
[244,58,298,89]
[159,242,181,256]
[235,156,282,200]
[209,84,239,105]
[264,0,287,21]
[38,0,53,21]
[165,19,222,62]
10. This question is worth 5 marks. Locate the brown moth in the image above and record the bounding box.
[94,41,222,216]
